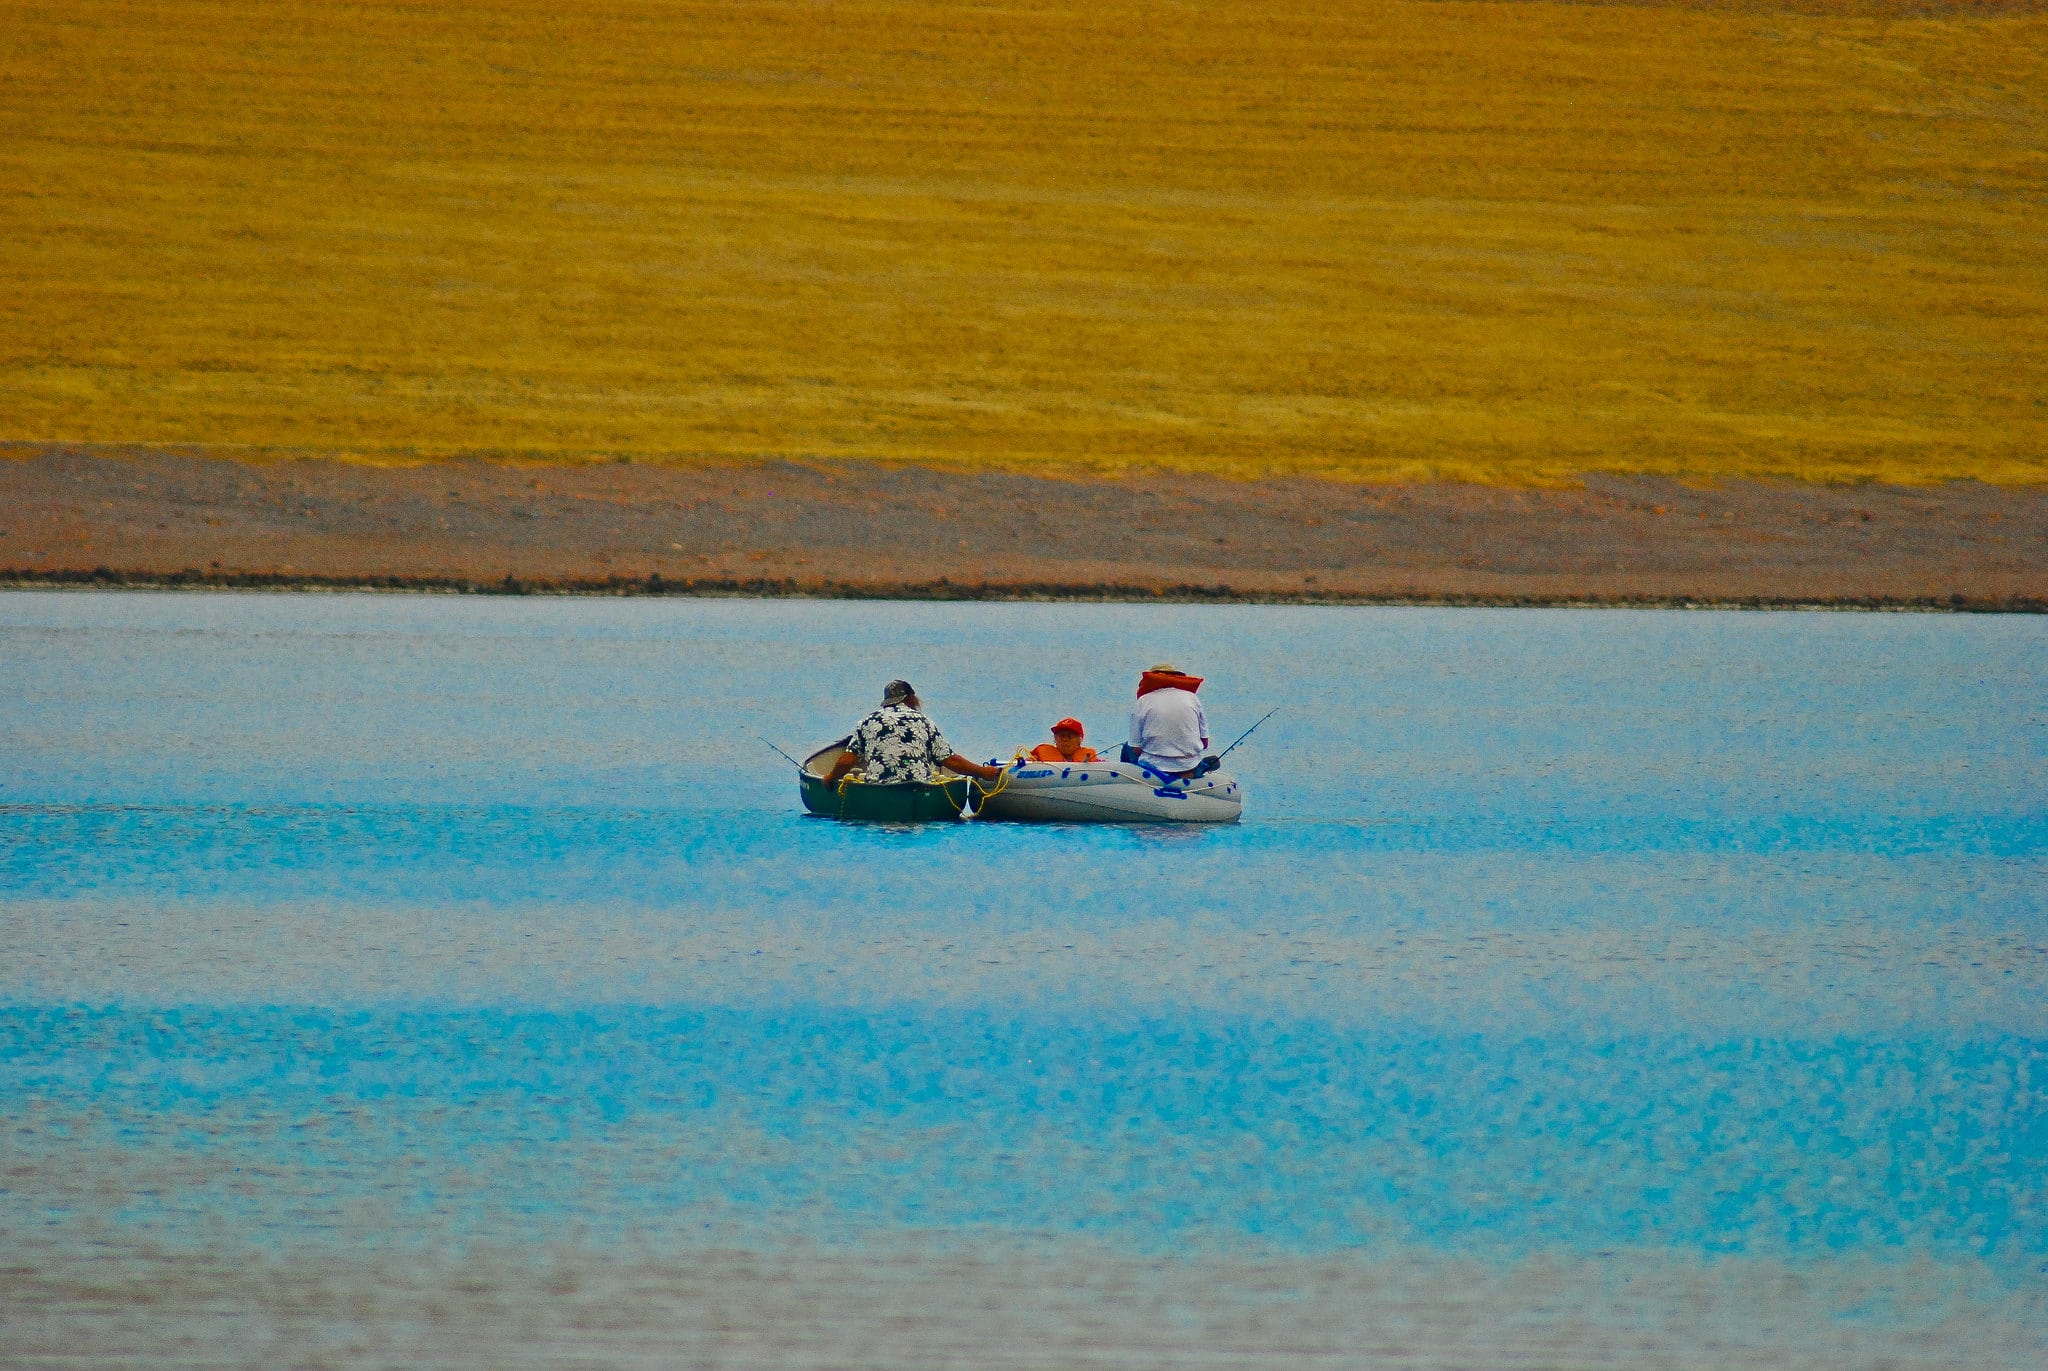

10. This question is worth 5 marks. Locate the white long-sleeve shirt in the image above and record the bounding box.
[1129,688,1209,772]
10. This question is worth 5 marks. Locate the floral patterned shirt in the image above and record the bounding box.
[848,704,954,784]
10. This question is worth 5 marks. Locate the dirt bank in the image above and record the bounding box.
[2,445,2043,608]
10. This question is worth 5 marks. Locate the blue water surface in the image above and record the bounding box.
[1,592,2044,1362]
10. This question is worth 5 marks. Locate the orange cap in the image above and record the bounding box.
[1051,717,1085,737]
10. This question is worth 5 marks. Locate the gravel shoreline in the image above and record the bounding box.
[4,445,2044,610]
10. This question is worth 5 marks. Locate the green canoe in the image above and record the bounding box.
[799,738,969,822]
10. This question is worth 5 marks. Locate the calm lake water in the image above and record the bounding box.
[2,591,2043,1369]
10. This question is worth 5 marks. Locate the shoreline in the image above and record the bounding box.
[2,567,2041,613]
[4,445,2044,612]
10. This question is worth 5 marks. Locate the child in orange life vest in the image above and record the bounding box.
[1028,717,1099,764]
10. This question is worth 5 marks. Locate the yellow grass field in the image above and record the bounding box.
[3,0,2044,483]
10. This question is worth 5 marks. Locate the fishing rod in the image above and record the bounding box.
[1214,707,1279,764]
[744,728,806,771]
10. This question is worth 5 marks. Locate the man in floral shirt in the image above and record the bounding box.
[823,680,1003,786]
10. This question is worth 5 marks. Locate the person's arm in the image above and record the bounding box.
[823,749,859,784]
[1196,700,1210,751]
[921,724,996,782]
[943,753,1002,782]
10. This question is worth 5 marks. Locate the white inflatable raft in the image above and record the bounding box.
[974,758,1243,824]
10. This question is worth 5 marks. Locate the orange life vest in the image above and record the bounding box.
[1137,671,1203,698]
[1029,743,1099,763]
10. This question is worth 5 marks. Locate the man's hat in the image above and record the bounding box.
[1051,717,1085,737]
[1148,662,1181,674]
[882,679,916,704]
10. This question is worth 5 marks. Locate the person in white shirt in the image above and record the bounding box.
[1126,663,1211,778]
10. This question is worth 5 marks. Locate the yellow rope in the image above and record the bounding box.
[833,762,1005,801]
[969,766,1013,802]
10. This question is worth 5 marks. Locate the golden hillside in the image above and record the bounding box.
[3,0,2043,483]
